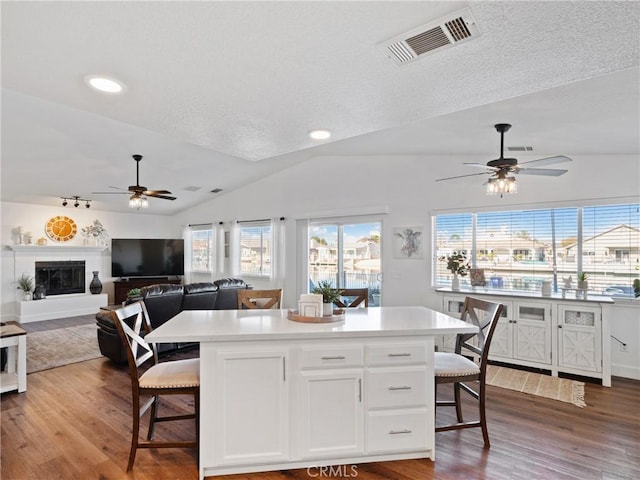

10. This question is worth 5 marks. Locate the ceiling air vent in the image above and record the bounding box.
[380,8,481,66]
[507,146,534,152]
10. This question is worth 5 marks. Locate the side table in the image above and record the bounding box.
[0,321,27,393]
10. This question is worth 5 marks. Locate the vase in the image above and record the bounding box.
[89,271,103,294]
[451,274,460,291]
[323,303,334,316]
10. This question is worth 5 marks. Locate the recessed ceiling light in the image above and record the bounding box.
[85,75,126,94]
[308,129,332,140]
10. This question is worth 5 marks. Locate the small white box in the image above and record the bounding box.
[299,294,323,317]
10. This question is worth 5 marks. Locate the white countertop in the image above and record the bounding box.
[146,306,477,343]
[435,287,615,304]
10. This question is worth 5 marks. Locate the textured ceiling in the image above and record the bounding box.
[1,1,639,215]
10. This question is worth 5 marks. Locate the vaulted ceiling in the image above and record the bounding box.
[2,1,639,215]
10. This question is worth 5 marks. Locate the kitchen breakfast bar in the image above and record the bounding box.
[146,306,476,479]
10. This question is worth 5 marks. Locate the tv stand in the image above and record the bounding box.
[113,277,182,305]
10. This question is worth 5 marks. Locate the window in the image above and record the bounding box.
[308,218,382,305]
[239,221,272,276]
[433,203,639,296]
[190,225,214,272]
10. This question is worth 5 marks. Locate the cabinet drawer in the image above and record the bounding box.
[366,343,427,366]
[367,410,428,454]
[299,345,363,369]
[366,367,427,409]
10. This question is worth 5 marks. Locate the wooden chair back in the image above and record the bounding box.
[237,289,283,309]
[334,288,369,308]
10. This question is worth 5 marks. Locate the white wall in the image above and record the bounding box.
[177,153,640,379]
[1,201,181,319]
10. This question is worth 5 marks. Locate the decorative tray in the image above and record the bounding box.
[287,309,345,324]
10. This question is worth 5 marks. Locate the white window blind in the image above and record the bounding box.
[239,221,272,276]
[433,203,639,296]
[433,213,472,288]
[582,204,640,295]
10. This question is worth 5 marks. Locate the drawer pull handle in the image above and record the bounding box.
[321,355,346,360]
[389,429,412,435]
[388,353,411,357]
[388,385,412,391]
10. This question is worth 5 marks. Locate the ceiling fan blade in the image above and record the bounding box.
[463,162,498,170]
[516,168,568,176]
[436,172,489,182]
[146,193,177,200]
[92,191,130,195]
[519,155,572,167]
[143,189,172,195]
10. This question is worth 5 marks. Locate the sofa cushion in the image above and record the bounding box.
[213,278,251,310]
[182,282,218,310]
[141,284,184,328]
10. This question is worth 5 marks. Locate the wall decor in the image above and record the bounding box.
[393,226,423,259]
[470,268,486,287]
[45,216,77,242]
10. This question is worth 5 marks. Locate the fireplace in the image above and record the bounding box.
[35,261,85,296]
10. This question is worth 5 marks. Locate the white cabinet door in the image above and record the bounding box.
[299,370,364,458]
[487,300,514,360]
[214,350,289,465]
[558,305,602,372]
[515,301,552,364]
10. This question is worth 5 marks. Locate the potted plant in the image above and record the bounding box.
[125,288,142,305]
[17,273,34,301]
[633,279,640,298]
[441,251,469,290]
[312,280,344,316]
[577,272,588,290]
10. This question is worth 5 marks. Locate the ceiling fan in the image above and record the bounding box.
[93,154,176,206]
[435,123,571,195]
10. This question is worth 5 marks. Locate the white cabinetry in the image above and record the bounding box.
[212,349,289,466]
[513,301,552,364]
[297,344,364,458]
[557,304,602,374]
[439,290,612,386]
[365,342,430,455]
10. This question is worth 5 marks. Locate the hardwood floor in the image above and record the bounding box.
[2,354,638,480]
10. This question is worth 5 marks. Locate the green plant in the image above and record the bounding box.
[312,280,344,304]
[127,288,142,297]
[440,251,469,277]
[578,272,588,282]
[16,273,34,292]
[634,279,640,298]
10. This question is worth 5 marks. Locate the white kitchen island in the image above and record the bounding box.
[146,306,476,479]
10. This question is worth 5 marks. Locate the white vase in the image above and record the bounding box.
[451,274,460,291]
[323,303,334,316]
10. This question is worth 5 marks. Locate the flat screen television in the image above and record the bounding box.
[111,238,184,278]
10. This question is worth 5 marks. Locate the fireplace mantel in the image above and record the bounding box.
[8,245,108,254]
[9,244,110,322]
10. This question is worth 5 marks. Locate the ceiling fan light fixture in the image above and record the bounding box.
[486,176,517,196]
[129,194,148,210]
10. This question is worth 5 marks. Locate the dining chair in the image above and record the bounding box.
[237,289,283,309]
[334,288,369,308]
[111,301,199,470]
[434,296,503,447]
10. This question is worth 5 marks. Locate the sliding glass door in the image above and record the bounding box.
[308,219,382,305]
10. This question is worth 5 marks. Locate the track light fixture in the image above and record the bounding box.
[61,196,91,208]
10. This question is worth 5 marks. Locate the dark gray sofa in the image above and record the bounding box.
[96,278,251,363]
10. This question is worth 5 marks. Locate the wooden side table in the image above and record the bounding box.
[0,321,27,393]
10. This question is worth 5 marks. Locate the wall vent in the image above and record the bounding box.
[379,8,481,66]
